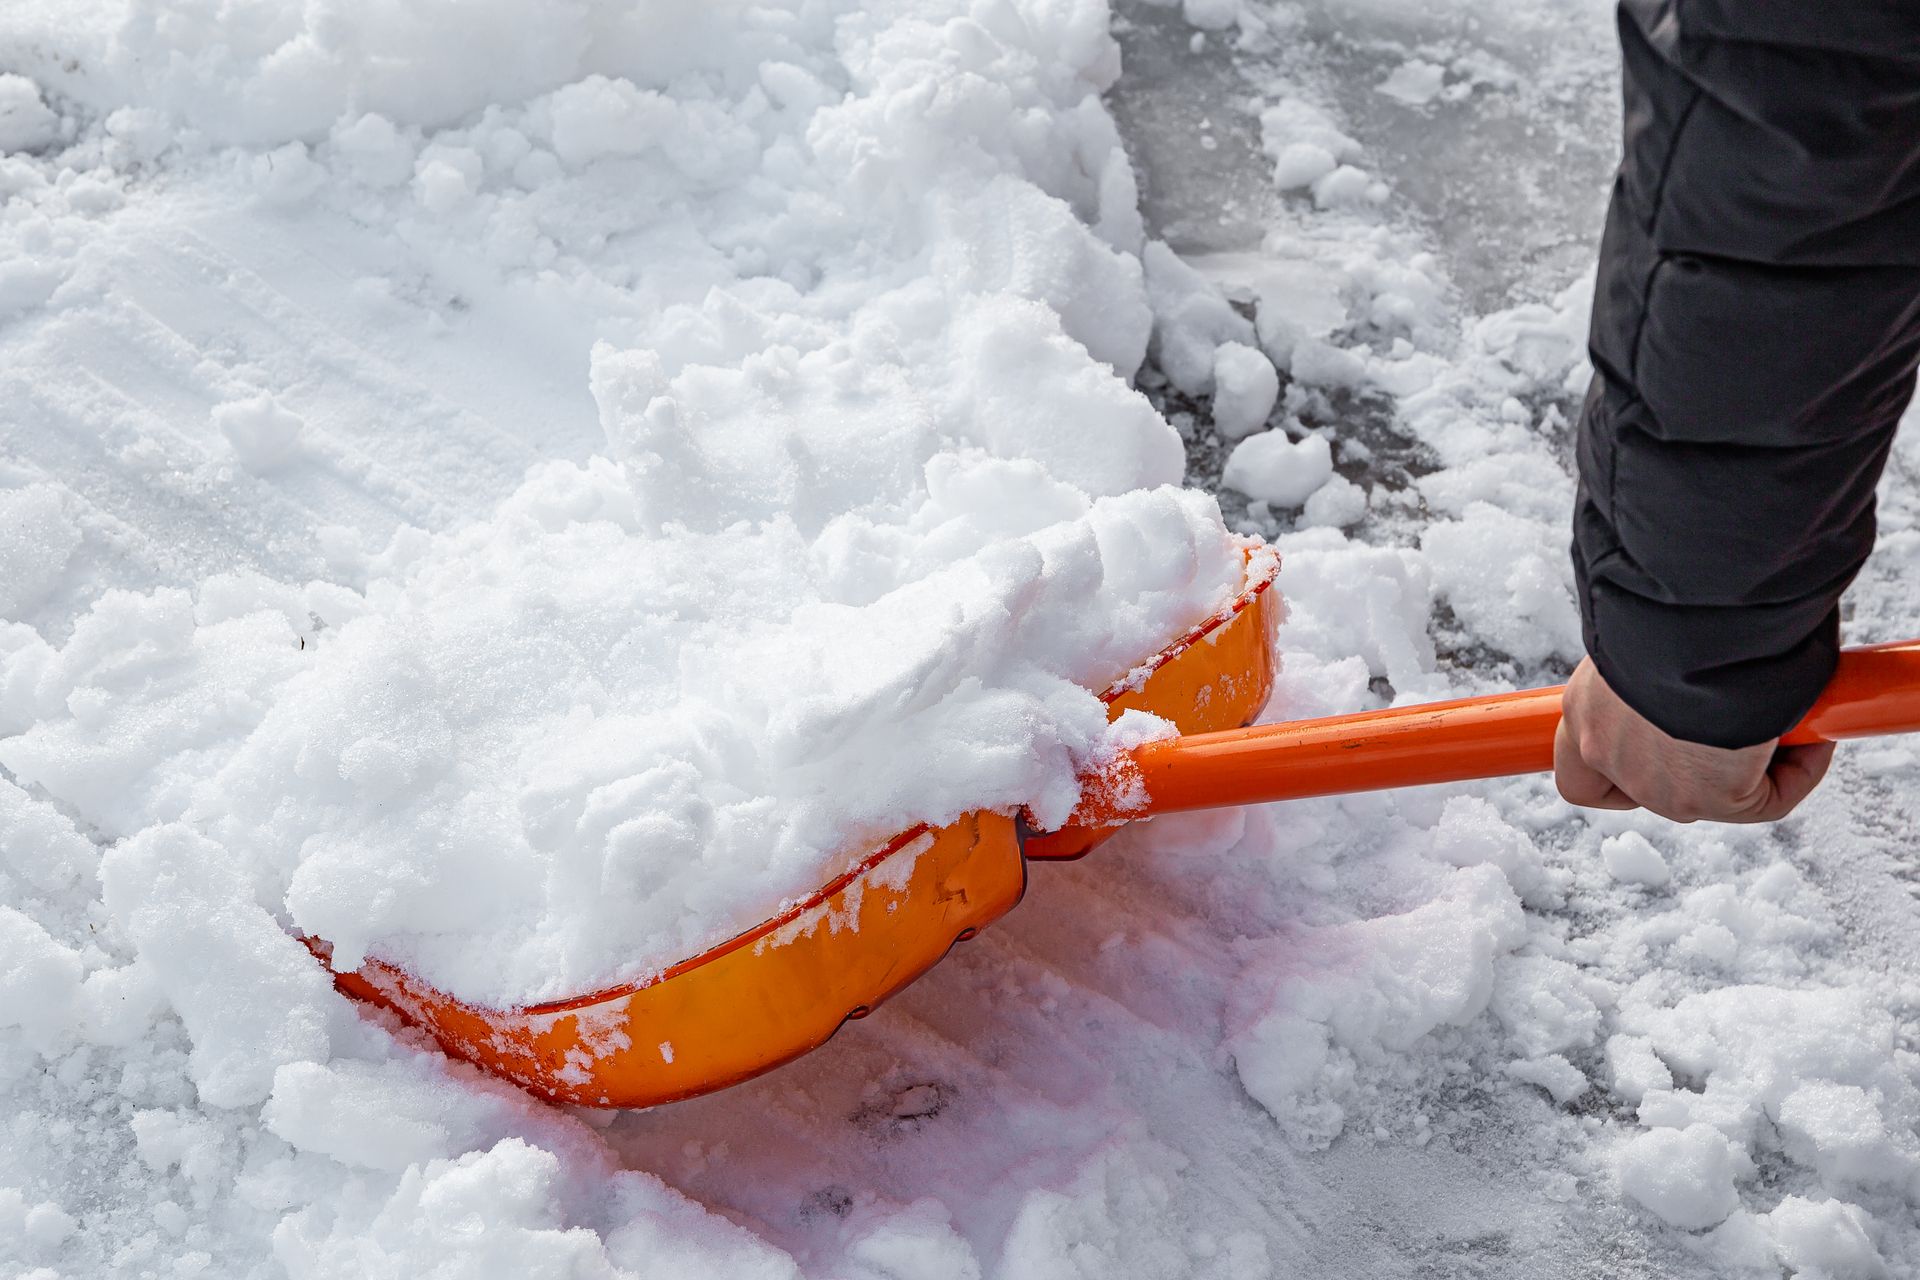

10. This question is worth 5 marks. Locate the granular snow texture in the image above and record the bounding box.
[0,0,1251,1006]
[7,0,1920,1277]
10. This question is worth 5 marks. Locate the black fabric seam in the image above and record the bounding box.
[1626,85,1704,381]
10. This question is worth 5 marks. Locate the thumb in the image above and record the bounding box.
[1553,715,1638,811]
[1753,741,1836,821]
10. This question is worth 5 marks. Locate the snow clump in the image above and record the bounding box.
[1616,1123,1745,1230]
[213,392,306,472]
[1222,430,1334,509]
[1211,342,1280,439]
[0,75,58,153]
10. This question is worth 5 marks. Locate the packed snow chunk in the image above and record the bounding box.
[264,1058,530,1172]
[838,1199,982,1280]
[189,467,1245,1003]
[1766,1197,1888,1279]
[213,393,305,472]
[1776,1082,1913,1189]
[0,75,58,153]
[1268,143,1337,192]
[932,178,1153,376]
[1268,539,1434,692]
[1377,61,1446,107]
[272,1138,713,1280]
[1620,983,1920,1197]
[0,579,325,838]
[1232,1011,1336,1129]
[1421,502,1582,663]
[1287,338,1369,391]
[1312,165,1383,210]
[1427,795,1554,907]
[21,1198,77,1253]
[99,824,337,1107]
[1606,1035,1674,1105]
[1506,1054,1588,1105]
[1142,240,1254,395]
[1210,343,1279,440]
[546,76,677,168]
[1617,1124,1744,1230]
[0,778,95,894]
[1229,864,1528,1148]
[1231,865,1528,1122]
[1181,0,1241,32]
[1602,832,1671,889]
[1238,253,1352,364]
[0,906,83,1054]
[103,106,172,163]
[1301,474,1366,529]
[0,484,81,620]
[996,1145,1205,1280]
[85,0,613,146]
[1491,955,1600,1060]
[1222,431,1333,508]
[249,141,326,205]
[599,1167,805,1280]
[1259,98,1360,194]
[412,144,483,213]
[329,113,416,188]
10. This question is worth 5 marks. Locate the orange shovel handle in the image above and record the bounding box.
[1071,638,1920,823]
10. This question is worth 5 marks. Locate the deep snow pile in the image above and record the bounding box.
[4,468,1244,1002]
[0,0,1252,1005]
[8,0,1920,1277]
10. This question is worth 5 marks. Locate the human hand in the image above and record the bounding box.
[1552,658,1835,823]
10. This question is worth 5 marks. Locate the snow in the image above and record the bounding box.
[7,0,1920,1275]
[213,392,306,472]
[1,0,1252,1007]
[1221,429,1333,507]
[0,73,58,153]
[0,484,81,618]
[1617,1124,1745,1231]
[1268,141,1338,191]
[1602,831,1672,888]
[1301,473,1366,528]
[1142,238,1255,395]
[1769,1197,1890,1280]
[1209,341,1279,438]
[1376,60,1446,108]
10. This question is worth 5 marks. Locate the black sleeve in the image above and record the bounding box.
[1572,2,1920,749]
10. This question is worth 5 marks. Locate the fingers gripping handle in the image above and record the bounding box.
[1066,639,1920,825]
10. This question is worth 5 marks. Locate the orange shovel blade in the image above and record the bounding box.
[314,550,1284,1108]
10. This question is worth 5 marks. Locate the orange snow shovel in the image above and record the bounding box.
[318,547,1920,1108]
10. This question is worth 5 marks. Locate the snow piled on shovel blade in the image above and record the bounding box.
[0,0,1246,1007]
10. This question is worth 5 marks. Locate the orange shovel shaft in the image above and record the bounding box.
[1077,638,1920,822]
